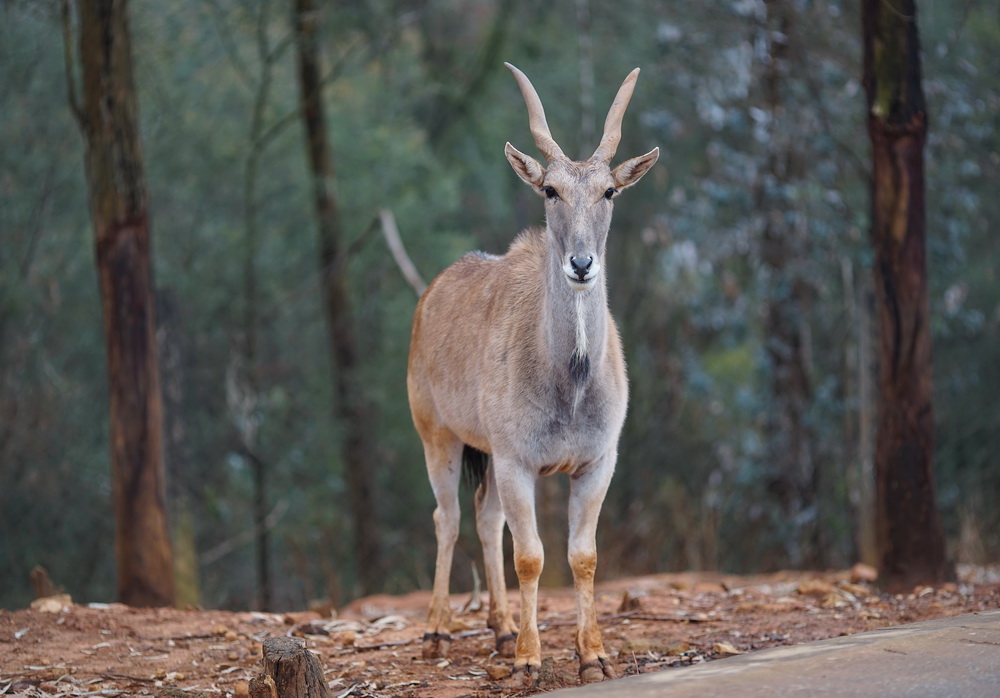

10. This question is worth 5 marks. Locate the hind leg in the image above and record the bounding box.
[421,430,464,659]
[474,463,517,657]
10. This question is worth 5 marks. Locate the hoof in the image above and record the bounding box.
[496,632,517,658]
[579,656,616,683]
[509,662,539,687]
[421,632,451,660]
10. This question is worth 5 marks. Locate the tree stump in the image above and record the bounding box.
[252,637,329,698]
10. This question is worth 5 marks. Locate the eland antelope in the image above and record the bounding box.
[407,62,658,685]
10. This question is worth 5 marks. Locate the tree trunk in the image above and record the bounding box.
[75,0,174,606]
[843,262,878,568]
[157,290,200,607]
[862,0,954,592]
[756,2,818,568]
[235,0,284,612]
[292,0,382,594]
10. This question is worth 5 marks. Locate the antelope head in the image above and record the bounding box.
[504,62,659,292]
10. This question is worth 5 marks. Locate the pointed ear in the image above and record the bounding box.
[612,147,659,190]
[505,142,546,189]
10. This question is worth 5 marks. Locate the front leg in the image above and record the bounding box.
[493,461,543,685]
[568,457,617,683]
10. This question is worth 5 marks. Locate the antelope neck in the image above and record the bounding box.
[542,238,607,385]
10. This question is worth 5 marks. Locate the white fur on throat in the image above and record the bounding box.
[574,293,588,361]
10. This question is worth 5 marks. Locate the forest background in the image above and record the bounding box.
[2,0,998,611]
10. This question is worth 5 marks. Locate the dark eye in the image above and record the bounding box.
[604,188,617,200]
[543,186,559,200]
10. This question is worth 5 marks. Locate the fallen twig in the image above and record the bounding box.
[99,673,156,683]
[352,627,494,653]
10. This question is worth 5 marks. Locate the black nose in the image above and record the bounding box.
[570,256,593,280]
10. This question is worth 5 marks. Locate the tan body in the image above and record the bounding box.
[410,231,627,468]
[407,63,658,685]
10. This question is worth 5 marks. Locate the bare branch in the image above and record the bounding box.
[247,21,368,162]
[60,0,84,128]
[462,563,482,612]
[379,209,426,297]
[204,0,254,92]
[343,215,379,261]
[267,30,295,63]
[425,0,515,145]
[801,67,870,186]
[200,499,290,566]
[252,107,301,155]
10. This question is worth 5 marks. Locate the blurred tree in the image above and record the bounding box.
[755,0,818,568]
[862,0,954,591]
[66,0,174,606]
[229,0,291,612]
[293,0,382,594]
[158,288,201,607]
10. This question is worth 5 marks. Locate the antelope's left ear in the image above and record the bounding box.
[612,147,659,190]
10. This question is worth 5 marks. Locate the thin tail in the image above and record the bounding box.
[462,444,490,490]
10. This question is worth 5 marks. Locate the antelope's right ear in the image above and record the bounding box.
[505,142,546,189]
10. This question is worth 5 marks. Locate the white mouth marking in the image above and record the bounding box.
[563,260,601,289]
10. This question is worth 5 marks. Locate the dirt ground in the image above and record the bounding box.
[2,565,999,698]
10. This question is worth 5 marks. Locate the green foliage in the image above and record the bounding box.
[922,2,1000,562]
[1,4,116,605]
[1,0,998,610]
